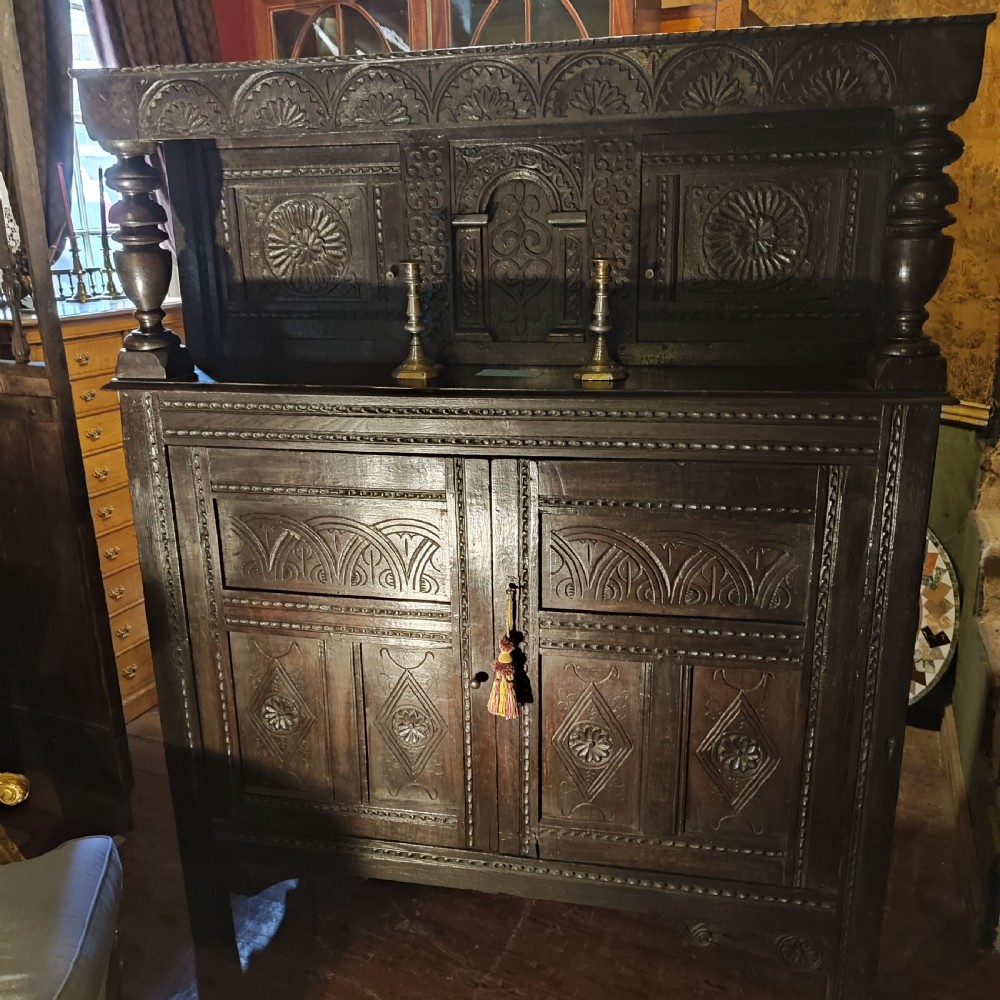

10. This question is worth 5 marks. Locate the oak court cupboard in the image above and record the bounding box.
[76,15,992,998]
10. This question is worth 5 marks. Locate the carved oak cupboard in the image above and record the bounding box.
[76,16,991,999]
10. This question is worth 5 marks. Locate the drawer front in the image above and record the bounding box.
[109,602,149,656]
[97,524,140,574]
[78,409,123,457]
[116,640,154,700]
[89,484,134,538]
[103,560,145,615]
[84,448,130,497]
[73,372,120,419]
[65,335,123,379]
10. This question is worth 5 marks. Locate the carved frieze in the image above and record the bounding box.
[219,500,450,602]
[543,518,808,621]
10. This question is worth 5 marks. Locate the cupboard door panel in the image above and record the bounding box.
[682,665,804,853]
[231,630,338,800]
[360,640,464,819]
[540,653,649,834]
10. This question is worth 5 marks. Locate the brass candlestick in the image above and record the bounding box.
[68,233,88,303]
[575,258,626,383]
[101,239,122,298]
[392,260,443,382]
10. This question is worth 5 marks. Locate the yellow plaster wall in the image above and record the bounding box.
[751,0,1000,406]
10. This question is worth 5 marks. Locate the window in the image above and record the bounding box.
[50,1,117,297]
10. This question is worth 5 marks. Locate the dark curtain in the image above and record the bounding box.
[83,0,220,67]
[0,0,73,248]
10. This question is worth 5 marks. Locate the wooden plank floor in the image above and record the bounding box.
[122,710,1000,999]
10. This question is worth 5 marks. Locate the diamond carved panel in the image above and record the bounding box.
[375,672,447,779]
[553,683,633,801]
[249,657,317,766]
[695,692,779,812]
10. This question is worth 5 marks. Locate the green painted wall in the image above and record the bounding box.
[928,425,988,777]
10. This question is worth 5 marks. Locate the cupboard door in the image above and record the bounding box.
[504,457,866,887]
[171,447,495,850]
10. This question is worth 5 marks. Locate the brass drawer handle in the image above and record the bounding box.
[121,664,138,680]
[103,546,120,561]
[116,624,133,640]
[74,352,90,366]
[97,505,115,520]
[80,389,97,402]
[108,585,126,600]
[85,426,103,441]
[92,466,110,482]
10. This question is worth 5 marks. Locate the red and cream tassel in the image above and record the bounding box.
[487,634,518,719]
[487,587,519,719]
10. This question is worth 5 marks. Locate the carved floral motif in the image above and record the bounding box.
[438,64,537,123]
[263,197,350,294]
[552,683,633,801]
[696,693,780,812]
[335,67,429,127]
[261,693,301,733]
[657,46,769,112]
[376,672,447,779]
[775,934,824,971]
[702,184,809,285]
[234,73,325,133]
[544,54,650,118]
[248,645,317,767]
[776,41,893,106]
[140,80,227,137]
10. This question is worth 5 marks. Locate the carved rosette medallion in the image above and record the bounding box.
[776,41,893,106]
[775,934,824,971]
[702,184,809,286]
[140,80,228,137]
[696,693,779,812]
[376,672,447,779]
[263,197,350,295]
[553,683,633,800]
[437,63,537,123]
[250,660,316,764]
[656,45,769,112]
[544,55,650,118]
[335,68,429,127]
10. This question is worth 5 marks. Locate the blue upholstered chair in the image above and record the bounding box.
[0,773,123,1000]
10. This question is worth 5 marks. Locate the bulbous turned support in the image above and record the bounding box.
[871,114,961,390]
[104,142,193,380]
[575,258,626,384]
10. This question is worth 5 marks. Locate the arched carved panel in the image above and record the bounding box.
[334,66,430,127]
[542,54,651,119]
[233,72,327,133]
[656,45,771,113]
[775,41,894,106]
[139,80,229,137]
[435,62,539,124]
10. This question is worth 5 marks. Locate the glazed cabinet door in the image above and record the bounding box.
[493,457,874,889]
[169,447,496,851]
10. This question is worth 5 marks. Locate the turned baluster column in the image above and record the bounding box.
[104,141,193,380]
[871,112,964,390]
